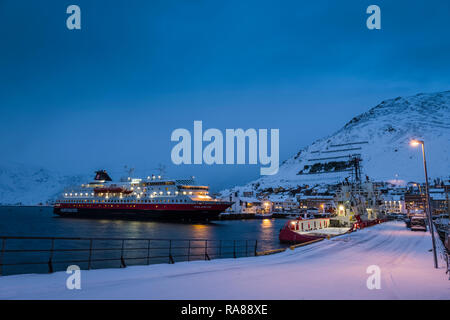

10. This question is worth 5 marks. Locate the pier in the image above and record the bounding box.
[0,221,448,299]
[0,236,258,276]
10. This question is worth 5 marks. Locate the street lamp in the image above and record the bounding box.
[410,139,438,268]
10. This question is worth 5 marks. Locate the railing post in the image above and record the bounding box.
[446,252,449,280]
[0,236,262,276]
[204,240,210,261]
[147,240,151,265]
[168,240,174,264]
[187,240,191,262]
[48,238,54,273]
[120,239,126,268]
[245,240,248,257]
[0,238,6,276]
[88,239,93,270]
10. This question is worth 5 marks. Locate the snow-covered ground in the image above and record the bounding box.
[0,221,448,300]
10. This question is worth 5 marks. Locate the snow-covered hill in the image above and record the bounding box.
[1,91,449,205]
[0,163,87,205]
[230,90,450,193]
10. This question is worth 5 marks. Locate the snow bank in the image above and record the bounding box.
[0,222,448,299]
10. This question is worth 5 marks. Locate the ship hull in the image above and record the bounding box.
[53,203,231,221]
[279,227,325,244]
[278,218,353,244]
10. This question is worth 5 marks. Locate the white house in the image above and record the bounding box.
[382,194,406,214]
[223,191,271,214]
[268,194,298,212]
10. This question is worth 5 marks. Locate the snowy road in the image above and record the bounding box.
[0,221,448,299]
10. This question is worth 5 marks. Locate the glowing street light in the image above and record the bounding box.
[410,139,438,268]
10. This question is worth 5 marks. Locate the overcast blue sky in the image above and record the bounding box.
[1,0,449,191]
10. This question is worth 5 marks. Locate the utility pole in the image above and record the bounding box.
[410,139,438,268]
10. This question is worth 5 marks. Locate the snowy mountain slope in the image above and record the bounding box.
[0,163,87,205]
[234,90,450,192]
[1,91,449,205]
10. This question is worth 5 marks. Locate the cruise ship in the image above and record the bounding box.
[53,170,232,220]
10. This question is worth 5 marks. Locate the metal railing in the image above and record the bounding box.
[0,236,258,276]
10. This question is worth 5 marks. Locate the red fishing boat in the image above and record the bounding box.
[279,217,353,244]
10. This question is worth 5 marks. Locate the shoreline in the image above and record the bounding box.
[0,206,296,220]
[0,221,447,299]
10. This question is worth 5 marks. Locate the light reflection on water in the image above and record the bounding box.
[0,207,293,275]
[0,207,289,251]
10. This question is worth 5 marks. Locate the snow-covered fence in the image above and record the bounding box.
[0,236,258,276]
[431,224,450,279]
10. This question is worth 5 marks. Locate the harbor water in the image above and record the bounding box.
[0,206,289,275]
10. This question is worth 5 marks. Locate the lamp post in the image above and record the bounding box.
[410,139,438,268]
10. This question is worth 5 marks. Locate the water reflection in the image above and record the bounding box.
[185,224,211,239]
[261,218,272,228]
[0,207,289,252]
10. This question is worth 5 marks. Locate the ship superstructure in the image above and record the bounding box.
[331,156,385,227]
[53,170,232,220]
[279,156,386,243]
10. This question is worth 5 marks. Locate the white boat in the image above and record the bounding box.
[255,212,273,219]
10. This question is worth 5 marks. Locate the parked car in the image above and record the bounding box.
[404,217,411,228]
[388,213,405,221]
[410,217,427,232]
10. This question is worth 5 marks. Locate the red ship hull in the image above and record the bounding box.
[279,217,387,244]
[54,202,231,220]
[279,227,327,244]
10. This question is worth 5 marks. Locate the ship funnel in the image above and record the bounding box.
[94,170,112,181]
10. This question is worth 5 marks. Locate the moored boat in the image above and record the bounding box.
[255,212,273,219]
[53,170,232,220]
[279,217,352,243]
[279,157,387,244]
